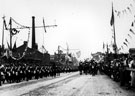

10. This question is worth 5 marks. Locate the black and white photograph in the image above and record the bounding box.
[1,0,135,96]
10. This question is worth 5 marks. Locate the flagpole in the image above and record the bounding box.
[113,20,117,54]
[2,16,5,50]
[9,17,12,49]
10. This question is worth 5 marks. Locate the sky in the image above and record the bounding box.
[0,0,135,60]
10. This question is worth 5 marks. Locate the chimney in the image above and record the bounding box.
[32,16,36,49]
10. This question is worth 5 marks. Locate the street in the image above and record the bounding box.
[0,72,135,96]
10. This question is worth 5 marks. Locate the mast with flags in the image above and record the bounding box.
[110,2,117,54]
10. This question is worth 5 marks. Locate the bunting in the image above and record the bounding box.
[11,28,20,35]
[127,7,131,13]
[114,3,133,17]
[130,29,135,35]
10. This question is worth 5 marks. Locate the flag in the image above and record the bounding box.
[9,17,12,25]
[123,42,128,47]
[103,42,105,49]
[43,18,46,33]
[130,29,135,35]
[42,45,47,53]
[76,51,81,58]
[4,19,8,30]
[110,3,114,26]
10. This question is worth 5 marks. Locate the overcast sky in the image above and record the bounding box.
[0,0,135,60]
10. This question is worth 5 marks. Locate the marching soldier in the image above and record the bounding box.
[78,62,83,75]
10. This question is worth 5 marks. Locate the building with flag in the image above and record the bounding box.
[2,41,50,65]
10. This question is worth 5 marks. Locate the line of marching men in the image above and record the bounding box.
[78,59,99,76]
[101,55,135,89]
[0,62,78,86]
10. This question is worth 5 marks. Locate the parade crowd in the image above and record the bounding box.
[78,55,135,89]
[101,55,135,89]
[78,60,98,76]
[1,55,135,90]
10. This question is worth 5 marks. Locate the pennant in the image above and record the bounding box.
[43,18,46,33]
[125,39,129,44]
[128,34,132,38]
[130,29,135,35]
[131,22,134,27]
[127,7,131,13]
[110,3,114,26]
[117,11,120,17]
[123,42,128,47]
[42,45,47,53]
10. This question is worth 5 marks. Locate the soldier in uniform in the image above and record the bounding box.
[78,62,83,75]
[0,64,5,85]
[130,55,135,88]
[52,62,56,77]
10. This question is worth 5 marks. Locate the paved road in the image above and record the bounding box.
[0,72,135,96]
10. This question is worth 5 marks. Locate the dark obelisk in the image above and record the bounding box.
[32,16,36,49]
